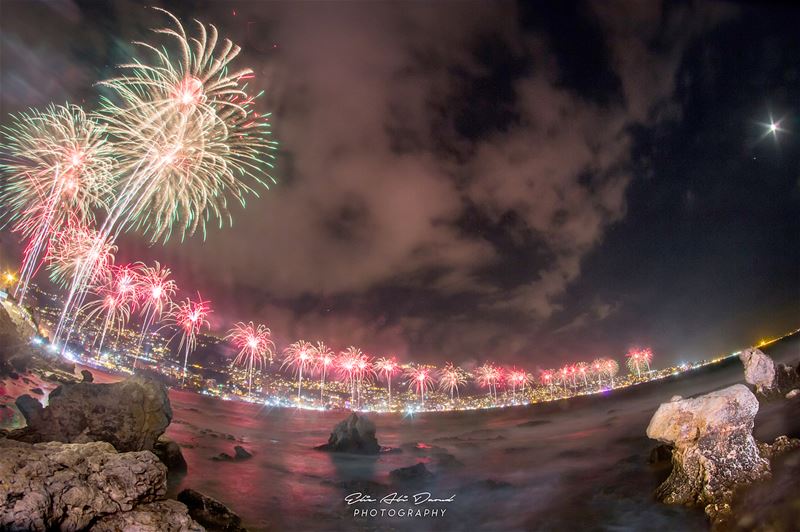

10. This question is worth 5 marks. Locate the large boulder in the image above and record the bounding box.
[0,439,168,530]
[8,376,172,452]
[739,348,776,393]
[177,489,246,532]
[646,384,770,523]
[90,500,204,532]
[316,413,380,454]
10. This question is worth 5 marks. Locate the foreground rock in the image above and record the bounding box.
[178,489,246,531]
[739,348,776,392]
[7,376,172,452]
[0,439,192,530]
[646,384,770,523]
[316,413,380,454]
[91,500,204,532]
[739,347,800,398]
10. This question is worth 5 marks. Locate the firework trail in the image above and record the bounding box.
[45,221,117,289]
[313,342,334,402]
[45,221,117,345]
[282,340,314,400]
[438,363,466,401]
[375,356,399,403]
[575,362,589,388]
[0,104,115,304]
[227,321,274,397]
[405,366,435,407]
[55,8,277,344]
[604,358,620,386]
[78,267,138,355]
[164,294,212,386]
[475,363,500,401]
[353,354,375,409]
[508,368,530,399]
[133,262,177,368]
[626,348,652,378]
[336,347,363,407]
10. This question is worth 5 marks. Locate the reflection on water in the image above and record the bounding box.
[92,339,800,529]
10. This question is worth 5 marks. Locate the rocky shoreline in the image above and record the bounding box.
[646,347,800,528]
[0,304,246,531]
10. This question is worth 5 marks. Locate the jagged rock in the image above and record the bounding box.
[774,364,800,396]
[316,413,380,454]
[234,445,252,460]
[211,445,252,463]
[389,462,433,483]
[646,384,770,523]
[739,348,775,393]
[90,500,204,532]
[0,439,167,531]
[177,489,246,532]
[7,376,172,452]
[758,435,800,460]
[154,435,188,474]
[786,389,800,399]
[81,369,94,382]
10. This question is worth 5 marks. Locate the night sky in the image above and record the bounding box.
[1,0,798,370]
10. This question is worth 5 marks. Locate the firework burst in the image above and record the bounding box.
[438,363,467,401]
[164,294,212,386]
[226,322,274,397]
[626,348,652,378]
[45,221,116,290]
[96,7,278,243]
[375,356,399,403]
[281,340,314,400]
[313,342,335,402]
[133,262,177,367]
[0,104,115,304]
[475,363,501,401]
[405,366,435,406]
[55,8,278,345]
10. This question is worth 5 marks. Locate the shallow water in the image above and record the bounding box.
[160,335,800,531]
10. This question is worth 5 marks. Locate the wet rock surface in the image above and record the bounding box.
[389,462,434,483]
[154,435,188,474]
[646,384,770,523]
[0,439,173,531]
[317,413,380,454]
[178,488,246,532]
[6,376,172,452]
[211,445,253,462]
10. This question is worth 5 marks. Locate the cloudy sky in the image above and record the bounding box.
[1,0,798,370]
